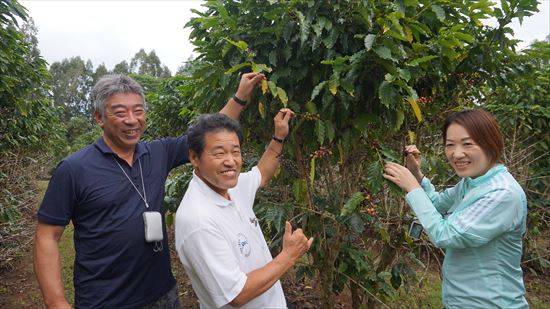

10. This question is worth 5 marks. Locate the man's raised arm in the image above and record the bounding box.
[219,72,265,120]
[257,108,294,187]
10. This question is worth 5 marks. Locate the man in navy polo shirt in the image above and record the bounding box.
[33,73,264,309]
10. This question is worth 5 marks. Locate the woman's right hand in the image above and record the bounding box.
[404,145,423,183]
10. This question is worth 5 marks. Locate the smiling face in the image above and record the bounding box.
[95,92,146,155]
[445,123,494,178]
[190,130,242,199]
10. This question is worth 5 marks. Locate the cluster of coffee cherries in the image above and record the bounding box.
[297,112,321,121]
[364,192,377,217]
[418,96,433,104]
[311,146,332,159]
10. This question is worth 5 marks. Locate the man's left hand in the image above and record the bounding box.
[235,72,266,102]
[273,108,294,141]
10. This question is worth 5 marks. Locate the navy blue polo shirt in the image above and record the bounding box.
[38,136,189,308]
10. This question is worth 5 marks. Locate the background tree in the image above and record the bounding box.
[93,63,109,84]
[48,56,94,122]
[113,60,131,75]
[130,48,172,78]
[0,0,62,263]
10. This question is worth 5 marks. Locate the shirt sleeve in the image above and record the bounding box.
[37,160,76,226]
[159,135,190,169]
[420,177,459,215]
[406,187,521,249]
[233,166,262,211]
[181,226,247,308]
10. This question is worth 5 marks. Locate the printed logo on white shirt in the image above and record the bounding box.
[237,233,251,257]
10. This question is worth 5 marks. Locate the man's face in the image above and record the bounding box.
[96,93,146,154]
[190,130,242,199]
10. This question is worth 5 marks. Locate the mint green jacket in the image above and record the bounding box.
[406,164,528,309]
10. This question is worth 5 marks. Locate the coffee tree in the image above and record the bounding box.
[170,0,539,307]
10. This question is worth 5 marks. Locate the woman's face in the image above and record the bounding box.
[445,123,493,178]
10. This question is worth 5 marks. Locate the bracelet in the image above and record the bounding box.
[272,135,284,144]
[232,94,247,106]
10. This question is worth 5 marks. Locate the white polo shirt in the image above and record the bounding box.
[175,167,287,309]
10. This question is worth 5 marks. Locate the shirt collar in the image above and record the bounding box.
[191,171,233,207]
[465,164,506,187]
[93,136,149,161]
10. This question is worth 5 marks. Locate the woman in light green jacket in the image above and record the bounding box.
[383,109,528,309]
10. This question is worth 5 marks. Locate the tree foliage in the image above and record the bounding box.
[0,0,61,152]
[130,48,172,78]
[49,57,94,122]
[172,0,541,306]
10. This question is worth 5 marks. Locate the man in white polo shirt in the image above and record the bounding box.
[175,109,313,308]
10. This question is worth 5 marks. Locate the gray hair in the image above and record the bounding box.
[91,74,146,118]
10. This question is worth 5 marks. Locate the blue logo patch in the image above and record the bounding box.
[237,233,251,257]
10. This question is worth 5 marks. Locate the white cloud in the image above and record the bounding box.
[22,0,205,73]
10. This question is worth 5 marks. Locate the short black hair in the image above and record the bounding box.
[187,113,243,157]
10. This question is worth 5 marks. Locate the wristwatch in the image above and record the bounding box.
[232,94,247,106]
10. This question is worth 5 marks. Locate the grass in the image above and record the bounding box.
[387,267,549,309]
[38,180,75,305]
[59,225,75,305]
[387,270,442,309]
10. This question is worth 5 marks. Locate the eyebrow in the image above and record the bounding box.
[210,144,240,150]
[110,103,144,110]
[446,137,473,142]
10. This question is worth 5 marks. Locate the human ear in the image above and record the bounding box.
[94,112,104,127]
[189,150,200,168]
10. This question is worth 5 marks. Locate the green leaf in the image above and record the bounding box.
[397,68,411,82]
[292,178,308,204]
[224,62,252,75]
[350,214,365,233]
[223,38,248,51]
[374,46,392,60]
[366,161,383,193]
[316,120,326,145]
[409,55,438,66]
[276,87,288,107]
[395,109,404,130]
[324,120,335,142]
[311,81,327,101]
[364,34,377,51]
[340,78,354,97]
[268,81,278,96]
[454,32,475,43]
[320,56,350,65]
[165,212,174,228]
[305,101,318,113]
[251,63,273,73]
[431,5,445,21]
[309,156,316,186]
[328,77,339,96]
[378,81,397,108]
[296,10,310,44]
[340,192,365,217]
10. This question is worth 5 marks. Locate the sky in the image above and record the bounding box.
[20,0,550,74]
